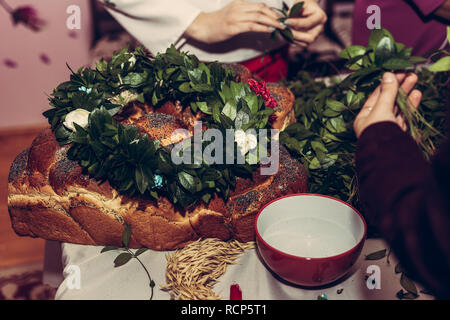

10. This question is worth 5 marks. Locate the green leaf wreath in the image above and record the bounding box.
[43,46,275,207]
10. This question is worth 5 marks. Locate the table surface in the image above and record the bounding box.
[54,238,433,300]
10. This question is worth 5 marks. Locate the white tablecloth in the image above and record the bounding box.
[54,238,432,300]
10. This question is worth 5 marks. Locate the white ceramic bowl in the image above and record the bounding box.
[255,194,367,286]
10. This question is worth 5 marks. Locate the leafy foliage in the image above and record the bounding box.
[101,225,154,300]
[270,1,305,43]
[281,28,449,206]
[43,46,275,208]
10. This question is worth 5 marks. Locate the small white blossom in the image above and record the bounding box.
[128,55,137,66]
[63,109,90,131]
[235,130,258,156]
[121,54,137,69]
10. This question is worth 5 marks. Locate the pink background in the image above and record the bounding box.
[0,0,93,129]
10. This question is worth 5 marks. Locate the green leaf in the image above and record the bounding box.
[122,224,132,248]
[339,45,367,70]
[55,126,72,145]
[400,273,418,295]
[365,249,386,260]
[429,56,450,72]
[368,28,394,51]
[196,101,212,115]
[101,246,119,253]
[212,103,221,124]
[326,100,346,112]
[279,27,294,43]
[346,90,355,105]
[396,289,419,300]
[202,193,212,204]
[374,35,396,66]
[394,263,404,274]
[134,247,148,257]
[178,82,193,93]
[114,252,133,267]
[222,101,237,121]
[202,168,222,181]
[328,117,347,133]
[447,26,450,44]
[311,140,327,154]
[244,94,259,114]
[188,68,203,83]
[382,58,413,70]
[309,157,321,170]
[288,1,304,18]
[122,72,147,87]
[178,171,196,193]
[135,166,149,194]
[408,56,428,64]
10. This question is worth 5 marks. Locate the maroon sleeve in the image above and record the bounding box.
[410,0,446,16]
[355,121,450,299]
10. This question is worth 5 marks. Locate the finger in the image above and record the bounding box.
[363,85,381,109]
[244,12,284,29]
[353,117,365,139]
[395,115,408,132]
[399,73,418,96]
[258,3,282,21]
[242,2,281,21]
[291,29,315,44]
[394,72,406,83]
[293,40,308,47]
[237,22,272,34]
[408,89,422,110]
[374,72,399,112]
[285,12,325,30]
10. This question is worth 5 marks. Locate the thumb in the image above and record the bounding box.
[374,72,399,111]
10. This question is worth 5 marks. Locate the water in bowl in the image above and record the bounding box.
[262,216,357,258]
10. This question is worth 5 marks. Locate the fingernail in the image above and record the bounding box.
[284,20,291,26]
[269,26,276,32]
[382,72,395,83]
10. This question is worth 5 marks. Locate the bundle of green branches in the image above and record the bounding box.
[281,28,449,209]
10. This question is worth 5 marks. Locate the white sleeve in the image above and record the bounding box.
[100,0,202,55]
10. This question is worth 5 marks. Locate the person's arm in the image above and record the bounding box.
[184,0,283,44]
[100,0,284,54]
[354,73,450,299]
[99,0,202,55]
[410,0,450,22]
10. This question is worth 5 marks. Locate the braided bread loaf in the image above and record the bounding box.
[7,68,307,250]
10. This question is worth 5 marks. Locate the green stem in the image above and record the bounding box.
[396,87,442,159]
[398,88,442,137]
[127,248,154,300]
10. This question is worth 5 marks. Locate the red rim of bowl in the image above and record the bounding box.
[254,193,367,261]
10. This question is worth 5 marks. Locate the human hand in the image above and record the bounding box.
[353,72,422,139]
[284,0,327,47]
[184,0,283,44]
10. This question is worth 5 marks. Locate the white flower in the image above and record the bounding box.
[121,54,136,69]
[128,55,137,66]
[235,130,258,156]
[63,109,91,131]
[108,90,140,106]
